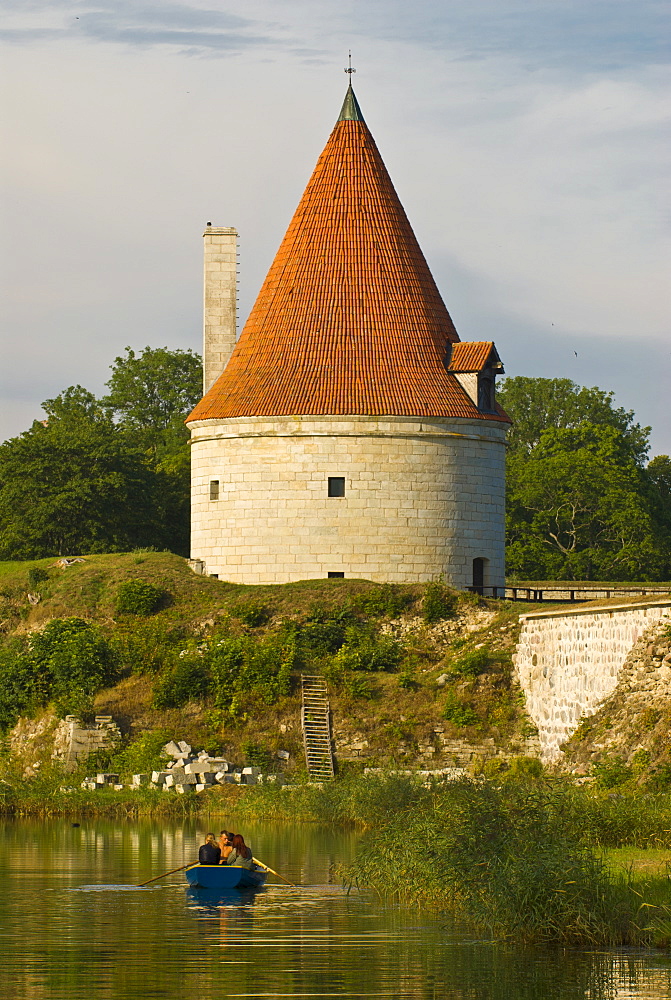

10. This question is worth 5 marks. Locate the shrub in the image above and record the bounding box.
[344,674,375,699]
[449,646,491,677]
[109,729,173,778]
[591,755,632,790]
[29,617,120,702]
[152,656,211,709]
[116,579,164,616]
[0,638,37,730]
[240,739,273,769]
[333,628,403,672]
[442,691,478,727]
[422,579,458,623]
[207,635,295,711]
[111,617,189,675]
[353,585,412,618]
[232,601,271,628]
[27,566,49,588]
[645,763,671,792]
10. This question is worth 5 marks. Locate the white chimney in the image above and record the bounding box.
[203,225,238,394]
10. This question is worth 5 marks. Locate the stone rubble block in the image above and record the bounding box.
[132,774,150,786]
[151,771,172,785]
[96,773,119,785]
[113,784,124,791]
[184,761,214,774]
[242,766,261,776]
[163,741,181,757]
[177,741,192,754]
[275,750,290,760]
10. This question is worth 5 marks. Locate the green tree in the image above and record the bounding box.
[103,345,202,455]
[103,346,203,555]
[506,423,669,581]
[0,387,160,559]
[498,376,650,465]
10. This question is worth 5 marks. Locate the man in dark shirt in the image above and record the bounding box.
[198,833,221,865]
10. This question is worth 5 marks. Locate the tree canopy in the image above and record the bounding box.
[0,346,203,559]
[501,379,669,581]
[498,376,650,465]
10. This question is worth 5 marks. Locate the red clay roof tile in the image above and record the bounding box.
[188,90,508,424]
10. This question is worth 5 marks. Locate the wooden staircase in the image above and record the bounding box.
[300,674,335,781]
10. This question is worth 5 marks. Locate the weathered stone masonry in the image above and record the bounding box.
[514,599,671,760]
[190,414,506,587]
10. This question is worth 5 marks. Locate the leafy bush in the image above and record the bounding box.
[344,674,375,699]
[207,635,295,712]
[240,739,273,768]
[232,601,271,628]
[111,729,174,777]
[333,628,403,673]
[645,763,671,792]
[0,618,120,725]
[116,579,165,616]
[352,585,412,618]
[591,755,632,789]
[442,691,478,727]
[422,580,458,623]
[27,566,49,588]
[30,617,120,702]
[0,638,38,730]
[152,656,211,709]
[449,646,491,677]
[111,616,189,675]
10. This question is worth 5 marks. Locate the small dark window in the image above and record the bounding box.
[328,477,345,497]
[209,573,219,579]
[210,480,220,500]
[328,572,345,578]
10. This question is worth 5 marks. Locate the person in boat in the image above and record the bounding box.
[198,833,221,865]
[225,833,254,870]
[219,830,234,862]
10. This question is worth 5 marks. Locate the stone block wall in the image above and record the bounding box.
[514,599,671,760]
[189,414,507,586]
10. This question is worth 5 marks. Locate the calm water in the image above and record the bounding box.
[1,818,671,999]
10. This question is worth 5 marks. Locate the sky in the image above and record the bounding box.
[1,0,669,455]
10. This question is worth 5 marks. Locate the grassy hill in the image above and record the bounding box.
[0,552,538,777]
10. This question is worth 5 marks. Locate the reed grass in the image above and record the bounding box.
[334,776,671,946]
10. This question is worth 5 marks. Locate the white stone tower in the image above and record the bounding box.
[187,85,510,591]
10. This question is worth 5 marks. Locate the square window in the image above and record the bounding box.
[328,572,345,578]
[328,476,345,497]
[210,480,220,500]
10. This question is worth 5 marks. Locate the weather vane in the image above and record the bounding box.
[344,51,356,77]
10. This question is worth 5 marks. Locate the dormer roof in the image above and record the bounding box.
[188,86,509,425]
[448,342,504,374]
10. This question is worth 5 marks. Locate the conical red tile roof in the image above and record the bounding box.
[189,87,507,423]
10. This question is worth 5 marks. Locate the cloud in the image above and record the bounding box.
[0,0,277,53]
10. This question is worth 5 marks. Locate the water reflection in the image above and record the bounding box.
[0,818,670,999]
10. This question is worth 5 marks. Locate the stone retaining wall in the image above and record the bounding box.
[514,599,671,760]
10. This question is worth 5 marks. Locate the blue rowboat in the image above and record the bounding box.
[185,864,267,890]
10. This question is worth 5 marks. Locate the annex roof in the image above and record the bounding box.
[448,342,502,373]
[188,85,509,424]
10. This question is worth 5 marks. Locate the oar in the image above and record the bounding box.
[137,861,196,887]
[252,856,295,887]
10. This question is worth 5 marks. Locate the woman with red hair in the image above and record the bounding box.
[226,833,254,870]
